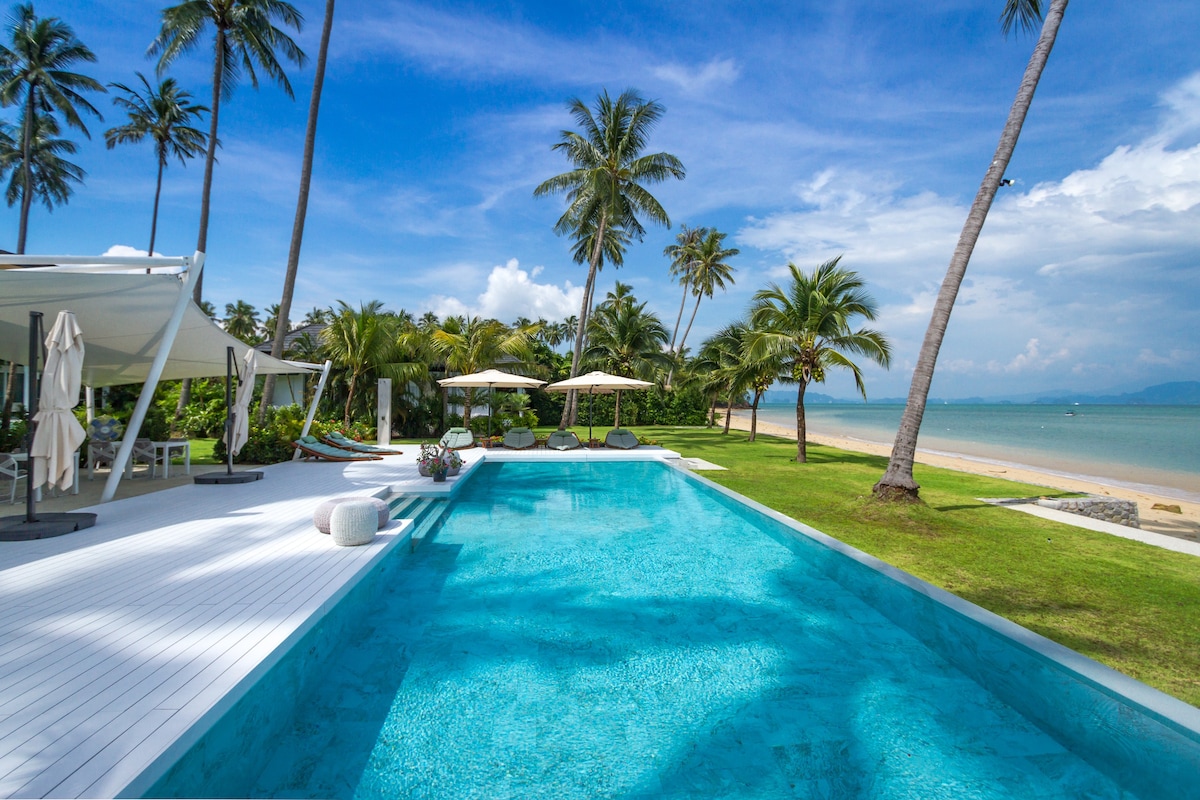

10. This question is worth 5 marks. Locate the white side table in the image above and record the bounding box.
[152,440,191,479]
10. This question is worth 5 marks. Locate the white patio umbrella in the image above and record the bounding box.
[226,348,258,457]
[31,311,86,492]
[437,368,546,437]
[545,371,654,443]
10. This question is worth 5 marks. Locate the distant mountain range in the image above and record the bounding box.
[759,381,1200,406]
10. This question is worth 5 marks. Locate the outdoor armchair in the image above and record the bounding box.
[1,454,26,504]
[502,427,537,450]
[438,427,475,450]
[545,431,582,451]
[604,429,640,450]
[293,436,383,462]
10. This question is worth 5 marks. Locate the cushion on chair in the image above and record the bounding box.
[314,496,390,534]
[330,501,378,546]
[604,429,640,449]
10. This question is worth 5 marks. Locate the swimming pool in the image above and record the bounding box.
[147,460,1200,798]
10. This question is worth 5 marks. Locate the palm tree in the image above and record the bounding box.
[259,0,334,423]
[716,319,783,442]
[677,228,738,358]
[425,317,538,426]
[104,72,207,257]
[664,224,706,354]
[223,299,260,342]
[150,0,306,304]
[321,301,419,427]
[583,296,669,427]
[534,88,685,428]
[302,305,332,326]
[261,303,282,338]
[875,0,1067,500]
[0,2,104,253]
[748,257,892,462]
[0,109,83,215]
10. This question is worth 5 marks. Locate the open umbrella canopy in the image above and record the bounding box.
[226,349,258,457]
[31,311,87,492]
[545,371,654,393]
[437,369,546,389]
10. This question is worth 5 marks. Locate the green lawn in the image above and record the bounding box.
[631,425,1200,708]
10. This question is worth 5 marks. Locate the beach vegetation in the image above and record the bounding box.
[583,290,670,428]
[747,257,893,462]
[103,72,208,256]
[876,0,1068,502]
[0,1,104,253]
[321,300,423,427]
[534,88,685,429]
[672,227,738,370]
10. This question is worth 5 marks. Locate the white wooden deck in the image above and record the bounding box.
[0,445,679,798]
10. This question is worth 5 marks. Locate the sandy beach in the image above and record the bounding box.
[727,410,1200,542]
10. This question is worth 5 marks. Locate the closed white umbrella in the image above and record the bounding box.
[437,368,546,438]
[226,348,258,457]
[31,311,86,492]
[546,371,654,442]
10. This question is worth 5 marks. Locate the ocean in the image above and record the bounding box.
[752,402,1200,501]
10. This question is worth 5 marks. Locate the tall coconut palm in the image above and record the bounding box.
[104,72,207,257]
[425,317,538,426]
[875,0,1067,500]
[717,319,783,442]
[664,224,706,354]
[150,0,305,303]
[749,257,892,462]
[0,109,82,213]
[259,0,334,423]
[0,2,103,254]
[671,227,737,386]
[151,0,305,415]
[534,88,685,428]
[583,296,669,427]
[223,299,260,342]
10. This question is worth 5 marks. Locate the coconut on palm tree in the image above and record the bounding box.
[534,88,685,428]
[748,257,892,462]
[104,72,207,258]
[0,1,104,254]
[875,0,1067,501]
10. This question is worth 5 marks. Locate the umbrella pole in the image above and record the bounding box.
[224,346,234,476]
[588,390,594,446]
[24,312,41,523]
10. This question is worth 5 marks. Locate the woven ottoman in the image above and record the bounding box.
[330,501,378,546]
[314,496,389,534]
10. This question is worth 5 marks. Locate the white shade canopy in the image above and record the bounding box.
[0,270,314,387]
[438,369,546,389]
[545,371,654,393]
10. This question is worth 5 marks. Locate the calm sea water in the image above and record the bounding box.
[754,403,1200,499]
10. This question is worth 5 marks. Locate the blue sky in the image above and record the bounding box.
[6,1,1200,400]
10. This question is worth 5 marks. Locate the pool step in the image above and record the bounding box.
[388,494,450,550]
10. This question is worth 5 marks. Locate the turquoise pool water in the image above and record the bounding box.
[150,461,1198,798]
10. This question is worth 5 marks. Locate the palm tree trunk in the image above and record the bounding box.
[875,0,1067,500]
[749,389,762,442]
[259,0,335,424]
[669,280,689,353]
[343,373,356,427]
[677,293,702,358]
[177,30,227,419]
[560,214,606,429]
[723,394,732,434]
[462,387,473,427]
[708,394,717,427]
[796,380,809,462]
[613,389,621,429]
[148,157,164,269]
[17,91,36,254]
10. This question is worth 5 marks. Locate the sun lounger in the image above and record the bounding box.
[546,431,582,451]
[502,427,537,450]
[323,431,403,455]
[604,428,640,450]
[439,427,475,450]
[293,438,383,461]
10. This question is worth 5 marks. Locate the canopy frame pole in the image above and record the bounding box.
[101,251,204,503]
[294,359,332,460]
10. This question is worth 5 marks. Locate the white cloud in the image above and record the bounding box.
[428,259,583,323]
[102,244,151,258]
[653,58,740,94]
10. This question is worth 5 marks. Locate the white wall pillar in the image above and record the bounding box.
[377,378,392,445]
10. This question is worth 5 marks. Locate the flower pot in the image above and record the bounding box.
[447,465,461,476]
[432,472,447,483]
[418,464,431,477]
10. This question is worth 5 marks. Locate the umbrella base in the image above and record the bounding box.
[0,512,98,541]
[194,471,263,485]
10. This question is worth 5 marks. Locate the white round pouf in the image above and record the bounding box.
[330,501,378,546]
[314,496,389,534]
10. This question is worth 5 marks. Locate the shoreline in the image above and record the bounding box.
[726,410,1200,543]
